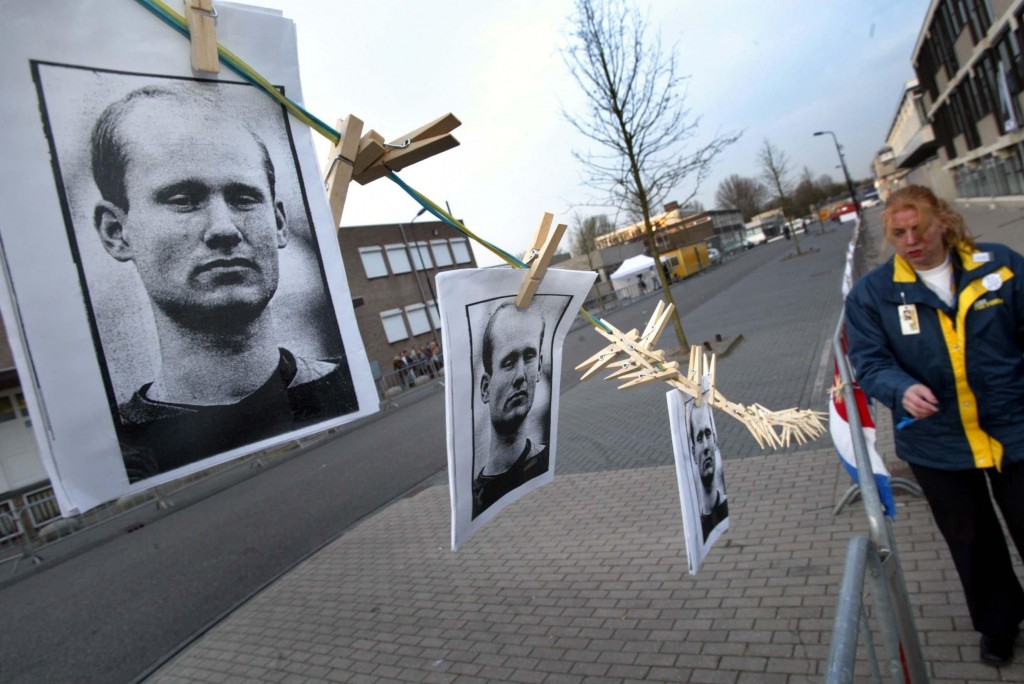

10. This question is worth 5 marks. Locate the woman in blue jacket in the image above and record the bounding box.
[846,185,1024,666]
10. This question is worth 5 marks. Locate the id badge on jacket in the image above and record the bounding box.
[898,304,920,335]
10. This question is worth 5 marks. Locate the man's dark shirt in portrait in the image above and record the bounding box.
[701,493,728,540]
[118,348,357,482]
[472,439,549,518]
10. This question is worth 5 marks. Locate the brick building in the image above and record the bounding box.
[338,220,478,380]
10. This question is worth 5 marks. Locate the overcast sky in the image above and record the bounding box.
[250,1,930,266]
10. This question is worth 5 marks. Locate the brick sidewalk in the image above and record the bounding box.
[149,448,1021,683]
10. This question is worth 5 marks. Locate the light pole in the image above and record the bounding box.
[398,207,439,345]
[814,130,862,216]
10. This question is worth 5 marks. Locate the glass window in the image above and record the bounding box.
[385,244,411,274]
[450,238,472,264]
[965,0,990,43]
[1004,30,1023,94]
[413,242,433,271]
[380,309,409,343]
[405,303,431,336]
[430,240,454,267]
[358,246,388,279]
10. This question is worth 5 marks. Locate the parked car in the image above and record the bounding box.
[706,247,721,264]
[829,203,858,221]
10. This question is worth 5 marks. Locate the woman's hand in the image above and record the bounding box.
[902,383,939,419]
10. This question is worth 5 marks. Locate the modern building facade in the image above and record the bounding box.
[338,220,477,381]
[877,79,949,198]
[904,0,1024,200]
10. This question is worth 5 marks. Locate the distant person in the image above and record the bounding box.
[637,273,647,294]
[472,302,549,517]
[689,398,728,540]
[846,184,1024,666]
[90,83,356,481]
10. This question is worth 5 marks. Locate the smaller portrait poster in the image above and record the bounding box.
[667,386,729,574]
[437,268,595,550]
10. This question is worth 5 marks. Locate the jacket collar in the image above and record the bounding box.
[892,242,989,284]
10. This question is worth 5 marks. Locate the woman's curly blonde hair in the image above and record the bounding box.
[882,185,976,251]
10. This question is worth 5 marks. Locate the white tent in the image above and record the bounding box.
[610,254,656,280]
[609,254,659,295]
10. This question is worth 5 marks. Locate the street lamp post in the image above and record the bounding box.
[398,207,440,345]
[814,130,862,216]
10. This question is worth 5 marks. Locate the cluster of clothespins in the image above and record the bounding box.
[575,301,827,449]
[179,1,825,450]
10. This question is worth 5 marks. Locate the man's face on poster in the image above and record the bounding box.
[480,308,543,435]
[95,102,287,327]
[690,402,717,489]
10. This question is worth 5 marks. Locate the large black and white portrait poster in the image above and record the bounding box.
[667,386,729,574]
[0,3,377,514]
[437,268,595,550]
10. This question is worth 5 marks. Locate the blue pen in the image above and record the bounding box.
[896,416,917,431]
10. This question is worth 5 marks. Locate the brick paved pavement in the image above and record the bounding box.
[149,204,1024,683]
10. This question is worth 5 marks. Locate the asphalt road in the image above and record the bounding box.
[558,233,807,393]
[0,234,800,684]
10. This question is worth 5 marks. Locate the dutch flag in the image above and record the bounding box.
[829,358,896,517]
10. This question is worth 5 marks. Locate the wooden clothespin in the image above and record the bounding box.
[516,212,566,309]
[616,361,679,390]
[604,359,639,381]
[324,115,364,228]
[640,301,665,340]
[352,130,386,177]
[688,346,706,404]
[706,353,717,406]
[575,344,619,381]
[185,0,220,73]
[353,113,462,185]
[640,302,674,349]
[321,114,460,228]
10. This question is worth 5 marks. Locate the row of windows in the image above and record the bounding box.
[380,301,441,343]
[358,238,472,279]
[928,25,1024,157]
[919,0,994,98]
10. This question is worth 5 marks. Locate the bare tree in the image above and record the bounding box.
[563,0,741,350]
[791,166,818,218]
[570,214,614,311]
[679,200,705,215]
[570,214,614,263]
[715,174,766,221]
[758,139,802,255]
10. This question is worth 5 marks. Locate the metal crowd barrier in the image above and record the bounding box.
[375,357,444,406]
[825,215,928,683]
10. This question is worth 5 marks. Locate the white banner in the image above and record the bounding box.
[667,387,729,574]
[437,268,595,550]
[0,2,377,514]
